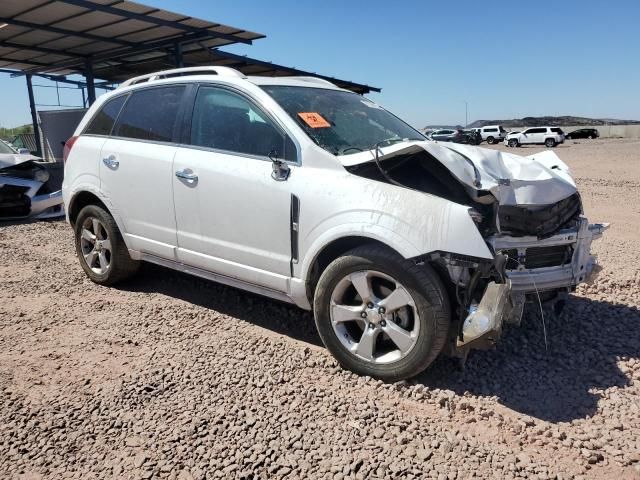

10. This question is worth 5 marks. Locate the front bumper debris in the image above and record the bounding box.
[31,190,64,219]
[457,280,513,348]
[487,217,608,293]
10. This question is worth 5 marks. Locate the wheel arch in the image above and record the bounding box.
[303,235,403,308]
[67,189,127,246]
[68,190,108,227]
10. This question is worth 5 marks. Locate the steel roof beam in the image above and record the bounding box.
[0,16,136,48]
[32,30,217,75]
[209,50,381,93]
[0,40,88,59]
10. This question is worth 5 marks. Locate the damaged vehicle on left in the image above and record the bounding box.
[0,141,63,220]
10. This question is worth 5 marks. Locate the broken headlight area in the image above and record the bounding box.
[0,160,49,181]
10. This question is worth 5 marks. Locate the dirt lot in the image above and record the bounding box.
[1,138,639,480]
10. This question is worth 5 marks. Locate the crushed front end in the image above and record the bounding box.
[488,192,607,303]
[0,160,64,221]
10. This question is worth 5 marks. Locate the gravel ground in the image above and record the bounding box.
[1,138,639,479]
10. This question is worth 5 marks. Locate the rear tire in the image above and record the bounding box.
[545,138,556,148]
[486,136,495,145]
[74,205,139,285]
[313,245,451,381]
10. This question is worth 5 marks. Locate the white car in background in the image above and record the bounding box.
[0,141,63,220]
[505,127,566,148]
[472,125,508,144]
[62,67,605,381]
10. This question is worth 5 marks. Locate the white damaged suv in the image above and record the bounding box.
[62,67,606,381]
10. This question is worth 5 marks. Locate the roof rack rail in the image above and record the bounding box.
[293,76,339,88]
[119,66,246,88]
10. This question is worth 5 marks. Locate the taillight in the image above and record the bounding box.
[63,135,79,164]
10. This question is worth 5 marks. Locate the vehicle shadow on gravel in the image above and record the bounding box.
[416,296,640,423]
[118,263,323,346]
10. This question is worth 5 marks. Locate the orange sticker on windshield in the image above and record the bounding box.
[298,112,331,128]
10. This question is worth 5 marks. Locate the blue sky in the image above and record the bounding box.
[1,0,639,128]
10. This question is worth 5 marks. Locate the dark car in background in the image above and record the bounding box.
[463,129,482,145]
[566,128,599,140]
[430,129,480,145]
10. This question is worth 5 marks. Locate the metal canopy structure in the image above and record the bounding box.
[94,49,381,95]
[0,0,264,76]
[0,0,380,157]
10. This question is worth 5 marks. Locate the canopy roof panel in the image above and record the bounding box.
[0,0,265,74]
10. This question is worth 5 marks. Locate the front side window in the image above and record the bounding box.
[261,86,424,156]
[85,95,127,136]
[189,86,295,161]
[114,86,185,142]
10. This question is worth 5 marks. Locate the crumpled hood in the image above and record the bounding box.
[0,153,41,170]
[341,140,577,206]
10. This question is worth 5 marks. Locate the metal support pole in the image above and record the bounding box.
[464,100,468,128]
[25,74,43,157]
[85,59,96,105]
[174,42,184,68]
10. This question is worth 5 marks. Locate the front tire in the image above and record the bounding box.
[508,139,519,148]
[74,205,139,285]
[313,245,451,381]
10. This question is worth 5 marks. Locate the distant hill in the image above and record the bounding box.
[422,125,464,130]
[466,116,640,129]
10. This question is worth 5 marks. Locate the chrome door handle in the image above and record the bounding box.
[102,155,119,169]
[175,170,198,182]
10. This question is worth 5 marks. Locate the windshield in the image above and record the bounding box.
[0,142,17,154]
[261,86,425,155]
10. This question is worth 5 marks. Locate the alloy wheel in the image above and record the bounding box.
[79,216,112,274]
[329,270,420,364]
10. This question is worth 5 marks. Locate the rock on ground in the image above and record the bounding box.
[1,138,639,479]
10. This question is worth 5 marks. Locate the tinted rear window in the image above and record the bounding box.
[84,95,127,136]
[114,86,185,142]
[551,128,564,134]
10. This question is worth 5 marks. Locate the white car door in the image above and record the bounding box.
[520,128,535,144]
[172,85,298,291]
[99,85,186,259]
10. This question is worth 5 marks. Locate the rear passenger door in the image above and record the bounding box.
[100,85,186,259]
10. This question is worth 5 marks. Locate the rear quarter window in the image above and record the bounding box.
[113,86,185,142]
[84,95,127,136]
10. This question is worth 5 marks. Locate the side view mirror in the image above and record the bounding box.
[269,149,290,181]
